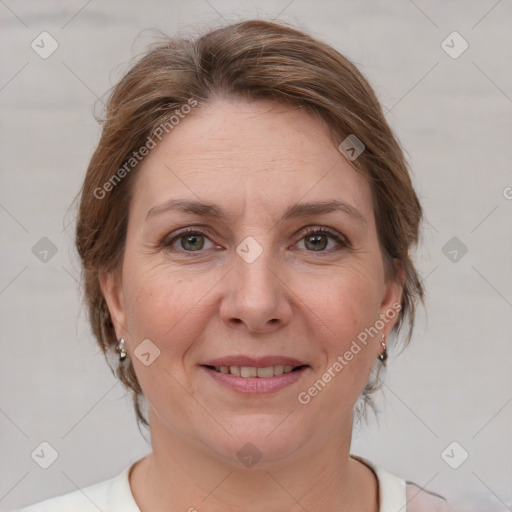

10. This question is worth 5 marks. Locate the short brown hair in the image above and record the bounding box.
[75,19,424,430]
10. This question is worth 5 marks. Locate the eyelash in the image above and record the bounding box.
[161,226,350,255]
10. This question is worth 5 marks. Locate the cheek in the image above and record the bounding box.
[121,257,204,355]
[297,264,382,404]
[301,263,382,343]
[295,270,380,423]
[121,264,207,421]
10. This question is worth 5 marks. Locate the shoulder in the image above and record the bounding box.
[13,463,139,512]
[350,454,450,512]
[14,480,113,512]
[405,482,451,512]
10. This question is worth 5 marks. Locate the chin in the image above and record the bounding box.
[198,415,312,470]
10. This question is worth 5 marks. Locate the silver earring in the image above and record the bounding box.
[378,333,387,362]
[116,338,127,361]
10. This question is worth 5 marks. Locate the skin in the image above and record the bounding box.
[100,98,403,512]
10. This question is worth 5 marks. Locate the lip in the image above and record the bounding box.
[201,356,307,367]
[201,365,309,394]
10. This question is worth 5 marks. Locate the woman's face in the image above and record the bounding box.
[101,99,402,467]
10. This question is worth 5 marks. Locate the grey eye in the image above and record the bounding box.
[180,233,205,251]
[304,233,329,251]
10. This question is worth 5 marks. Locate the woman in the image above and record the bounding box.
[17,19,451,512]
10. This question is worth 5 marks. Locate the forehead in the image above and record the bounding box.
[132,99,373,222]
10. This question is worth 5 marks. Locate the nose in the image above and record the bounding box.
[219,240,293,335]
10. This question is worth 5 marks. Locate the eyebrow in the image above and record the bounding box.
[145,199,367,226]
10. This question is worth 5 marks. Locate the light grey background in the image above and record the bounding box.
[1,1,511,511]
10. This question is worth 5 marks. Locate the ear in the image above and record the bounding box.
[378,258,404,338]
[99,268,128,339]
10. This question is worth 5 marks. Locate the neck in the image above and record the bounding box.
[129,408,378,512]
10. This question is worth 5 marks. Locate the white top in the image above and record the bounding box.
[14,455,450,512]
